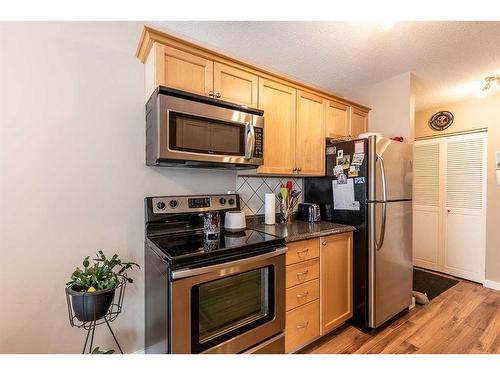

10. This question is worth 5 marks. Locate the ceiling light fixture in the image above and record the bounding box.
[478,75,500,98]
[380,19,395,30]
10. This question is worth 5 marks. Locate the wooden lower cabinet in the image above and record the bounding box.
[284,233,353,353]
[285,258,320,288]
[285,300,320,353]
[320,232,353,335]
[285,238,320,265]
[286,279,320,311]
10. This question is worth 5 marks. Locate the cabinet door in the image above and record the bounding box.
[213,62,258,106]
[155,44,214,96]
[295,90,325,176]
[320,232,353,335]
[350,107,368,137]
[325,100,350,138]
[257,78,296,174]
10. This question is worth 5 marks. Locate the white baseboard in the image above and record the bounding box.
[483,279,500,291]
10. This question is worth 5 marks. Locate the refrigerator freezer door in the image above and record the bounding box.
[369,137,413,202]
[368,200,412,328]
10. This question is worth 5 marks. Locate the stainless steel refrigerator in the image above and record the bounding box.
[304,135,413,330]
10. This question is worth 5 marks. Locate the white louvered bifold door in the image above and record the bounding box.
[443,133,486,282]
[413,140,441,271]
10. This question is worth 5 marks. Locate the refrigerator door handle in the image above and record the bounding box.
[377,154,388,202]
[376,202,387,251]
[375,154,388,250]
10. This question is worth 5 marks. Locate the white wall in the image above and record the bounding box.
[346,72,416,142]
[0,22,236,353]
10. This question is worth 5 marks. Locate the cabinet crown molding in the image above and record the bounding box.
[136,25,371,112]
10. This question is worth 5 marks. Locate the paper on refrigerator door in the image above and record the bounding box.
[333,179,360,210]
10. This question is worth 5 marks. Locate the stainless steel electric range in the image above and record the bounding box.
[144,194,286,354]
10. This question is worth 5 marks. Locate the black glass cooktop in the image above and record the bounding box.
[147,229,284,268]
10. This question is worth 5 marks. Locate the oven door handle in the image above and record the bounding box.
[171,246,287,280]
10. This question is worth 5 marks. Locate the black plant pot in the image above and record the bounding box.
[67,286,116,322]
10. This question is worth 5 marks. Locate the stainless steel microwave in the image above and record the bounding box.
[145,87,264,169]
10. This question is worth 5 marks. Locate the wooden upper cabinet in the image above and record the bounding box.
[213,62,258,107]
[320,232,353,335]
[325,100,350,138]
[295,90,325,176]
[155,44,214,96]
[350,107,368,137]
[257,78,296,174]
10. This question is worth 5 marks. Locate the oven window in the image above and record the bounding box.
[169,111,245,156]
[191,267,275,353]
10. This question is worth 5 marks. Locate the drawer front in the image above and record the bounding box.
[286,279,320,311]
[286,258,319,288]
[285,300,320,353]
[286,238,320,265]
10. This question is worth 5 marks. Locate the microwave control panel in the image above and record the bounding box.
[254,127,263,158]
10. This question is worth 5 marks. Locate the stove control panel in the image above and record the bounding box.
[151,194,238,214]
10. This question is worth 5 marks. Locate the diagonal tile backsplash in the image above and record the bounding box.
[236,176,303,216]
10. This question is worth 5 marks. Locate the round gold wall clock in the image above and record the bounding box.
[429,111,454,131]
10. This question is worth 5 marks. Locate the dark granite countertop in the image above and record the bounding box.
[247,216,355,243]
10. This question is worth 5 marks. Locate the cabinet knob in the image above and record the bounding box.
[215,92,221,98]
[297,167,302,172]
[208,91,214,97]
[322,242,327,246]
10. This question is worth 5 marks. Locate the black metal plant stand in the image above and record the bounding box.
[65,275,127,354]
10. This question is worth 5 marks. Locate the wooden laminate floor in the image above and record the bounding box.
[305,279,500,354]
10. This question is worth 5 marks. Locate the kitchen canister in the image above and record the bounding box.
[203,211,220,240]
[265,193,276,225]
[224,211,246,232]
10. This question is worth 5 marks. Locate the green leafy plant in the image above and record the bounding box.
[91,347,115,354]
[66,251,139,292]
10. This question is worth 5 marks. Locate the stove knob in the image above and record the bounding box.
[219,197,226,205]
[156,201,166,210]
[169,199,178,208]
[228,198,235,206]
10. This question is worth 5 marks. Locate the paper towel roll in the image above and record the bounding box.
[264,193,276,225]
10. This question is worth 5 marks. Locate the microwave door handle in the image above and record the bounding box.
[245,122,255,159]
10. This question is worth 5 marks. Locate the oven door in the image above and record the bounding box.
[170,248,286,354]
[160,94,264,166]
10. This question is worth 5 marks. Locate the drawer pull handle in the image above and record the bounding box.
[296,270,309,278]
[296,321,309,329]
[296,248,309,258]
[296,291,309,299]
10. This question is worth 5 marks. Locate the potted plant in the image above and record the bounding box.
[66,251,139,322]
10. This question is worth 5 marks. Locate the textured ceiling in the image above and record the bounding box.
[152,21,500,110]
